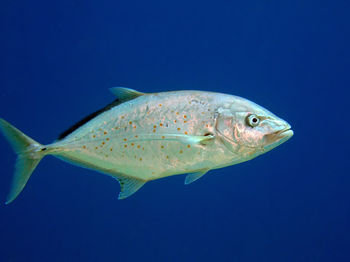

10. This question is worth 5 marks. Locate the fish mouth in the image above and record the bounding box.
[274,127,294,139]
[263,126,294,151]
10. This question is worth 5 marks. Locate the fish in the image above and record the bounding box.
[0,87,293,204]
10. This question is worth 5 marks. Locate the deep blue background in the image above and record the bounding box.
[0,0,349,261]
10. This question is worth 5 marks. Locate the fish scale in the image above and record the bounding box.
[57,91,224,180]
[0,87,293,203]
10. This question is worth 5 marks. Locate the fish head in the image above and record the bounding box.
[215,96,293,159]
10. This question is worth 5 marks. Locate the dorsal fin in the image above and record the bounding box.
[109,87,145,100]
[57,99,120,140]
[58,87,144,141]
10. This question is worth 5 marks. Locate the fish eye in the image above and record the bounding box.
[246,114,260,127]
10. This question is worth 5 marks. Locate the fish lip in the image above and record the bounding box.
[274,126,294,137]
[263,125,293,147]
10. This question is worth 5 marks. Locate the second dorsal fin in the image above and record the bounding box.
[57,87,145,141]
[109,87,145,101]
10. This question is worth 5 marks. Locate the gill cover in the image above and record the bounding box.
[215,109,240,152]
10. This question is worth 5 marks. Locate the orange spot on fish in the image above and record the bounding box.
[153,129,156,133]
[177,128,181,131]
[187,145,191,148]
[102,142,105,145]
[184,120,188,123]
[174,120,177,123]
[154,125,157,128]
[93,135,96,138]
[106,138,110,141]
[184,115,187,119]
[184,131,188,135]
[179,150,183,154]
[159,123,163,127]
[131,143,134,146]
[133,125,136,129]
[135,135,138,138]
[137,145,141,148]
[82,145,86,149]
[124,138,127,142]
[159,104,162,107]
[176,112,179,115]
[104,131,107,135]
[124,144,127,148]
[161,136,165,139]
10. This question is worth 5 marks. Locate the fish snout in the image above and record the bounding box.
[262,120,294,151]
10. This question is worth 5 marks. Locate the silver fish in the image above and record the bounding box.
[0,87,293,204]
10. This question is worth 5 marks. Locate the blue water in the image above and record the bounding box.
[0,0,349,261]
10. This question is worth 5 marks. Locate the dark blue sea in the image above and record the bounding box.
[1,1,349,261]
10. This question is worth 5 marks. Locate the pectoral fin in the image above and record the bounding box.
[114,174,146,199]
[178,134,215,145]
[129,134,215,145]
[185,169,210,185]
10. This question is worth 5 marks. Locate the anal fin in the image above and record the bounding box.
[185,169,210,185]
[114,174,146,199]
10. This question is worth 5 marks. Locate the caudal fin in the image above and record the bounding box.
[0,118,46,204]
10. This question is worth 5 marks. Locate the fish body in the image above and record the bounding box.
[0,88,293,203]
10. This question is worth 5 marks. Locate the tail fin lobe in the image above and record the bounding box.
[0,118,45,204]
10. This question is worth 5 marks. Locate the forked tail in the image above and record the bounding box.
[0,118,47,204]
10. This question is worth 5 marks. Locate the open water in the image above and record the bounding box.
[0,0,349,261]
